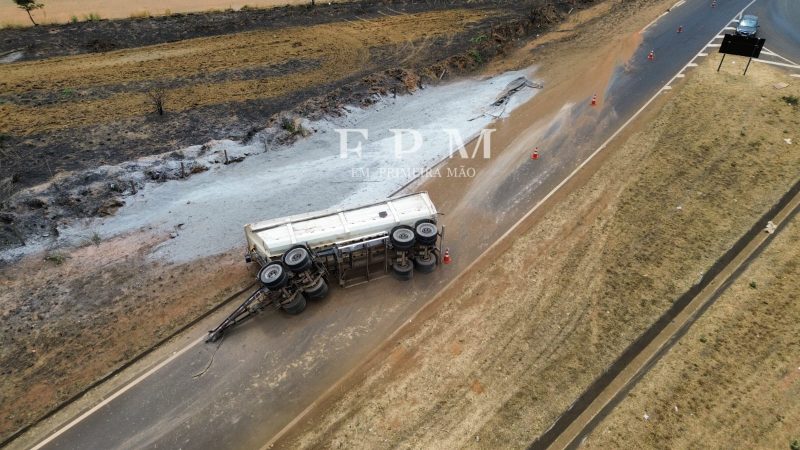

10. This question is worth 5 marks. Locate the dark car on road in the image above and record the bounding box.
[735,15,759,37]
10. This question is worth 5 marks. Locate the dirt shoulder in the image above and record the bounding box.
[271,54,800,449]
[0,0,350,29]
[583,209,800,450]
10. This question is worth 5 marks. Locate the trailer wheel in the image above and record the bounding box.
[258,262,288,289]
[390,225,416,250]
[414,221,438,246]
[282,292,307,315]
[414,253,437,274]
[392,260,414,281]
[282,245,313,272]
[305,278,329,300]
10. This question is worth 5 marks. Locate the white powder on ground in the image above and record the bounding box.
[50,68,540,263]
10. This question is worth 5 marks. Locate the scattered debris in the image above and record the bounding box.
[472,76,543,120]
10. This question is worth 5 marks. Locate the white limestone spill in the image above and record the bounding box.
[57,68,540,263]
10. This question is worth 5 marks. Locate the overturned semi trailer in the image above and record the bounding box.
[207,192,444,342]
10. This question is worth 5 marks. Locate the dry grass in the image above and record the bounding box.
[0,0,350,27]
[584,214,800,450]
[0,9,490,135]
[276,54,800,449]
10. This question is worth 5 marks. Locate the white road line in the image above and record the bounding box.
[676,73,686,78]
[752,59,800,69]
[30,335,206,450]
[763,47,799,66]
[663,86,673,90]
[707,44,721,47]
[641,11,669,33]
[724,27,736,30]
[29,1,767,449]
[698,52,709,56]
[687,62,699,67]
[263,2,764,449]
[671,0,686,9]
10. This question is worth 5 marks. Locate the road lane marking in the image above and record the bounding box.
[763,47,799,66]
[671,0,686,9]
[752,59,800,69]
[30,335,206,450]
[641,11,669,33]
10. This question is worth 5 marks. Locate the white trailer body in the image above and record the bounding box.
[245,192,438,260]
[208,192,443,342]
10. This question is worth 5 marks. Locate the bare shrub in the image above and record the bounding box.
[146,88,168,116]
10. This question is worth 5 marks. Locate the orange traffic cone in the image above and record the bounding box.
[443,248,452,265]
[648,50,655,61]
[677,25,683,33]
[531,147,540,160]
[591,93,598,106]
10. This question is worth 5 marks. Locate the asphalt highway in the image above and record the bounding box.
[25,0,799,449]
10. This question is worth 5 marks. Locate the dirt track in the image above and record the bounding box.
[271,50,800,450]
[0,0,347,27]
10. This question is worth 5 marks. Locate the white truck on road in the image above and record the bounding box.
[207,192,444,341]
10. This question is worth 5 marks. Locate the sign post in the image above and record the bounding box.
[718,34,766,76]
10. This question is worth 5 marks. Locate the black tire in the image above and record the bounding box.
[282,245,313,272]
[414,253,437,274]
[414,221,438,246]
[304,278,329,300]
[258,262,288,290]
[390,225,416,250]
[282,292,307,315]
[392,259,414,281]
